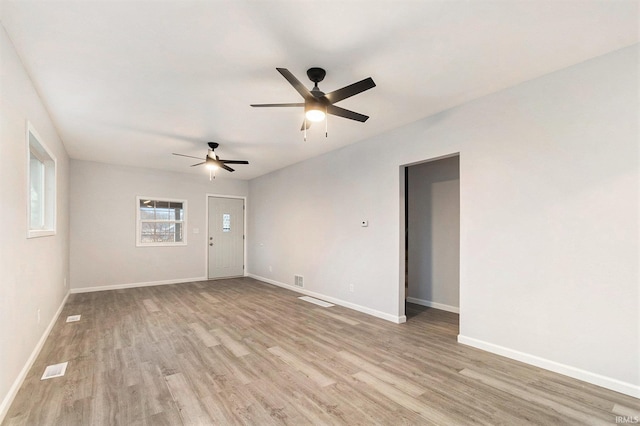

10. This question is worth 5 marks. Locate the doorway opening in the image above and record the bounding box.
[403,154,460,324]
[206,195,246,279]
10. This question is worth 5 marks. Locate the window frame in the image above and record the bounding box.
[26,121,57,238]
[136,196,187,247]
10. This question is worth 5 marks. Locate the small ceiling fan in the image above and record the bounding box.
[251,67,375,137]
[172,142,248,180]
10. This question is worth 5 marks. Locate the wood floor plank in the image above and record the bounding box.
[246,378,314,425]
[459,368,611,426]
[212,328,250,357]
[2,278,635,425]
[188,322,220,348]
[315,308,360,325]
[613,403,640,417]
[353,371,454,424]
[209,345,254,387]
[267,346,336,387]
[138,362,171,417]
[337,350,425,397]
[142,299,160,313]
[200,291,221,304]
[165,372,213,425]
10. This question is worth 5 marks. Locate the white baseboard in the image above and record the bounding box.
[406,297,460,314]
[248,274,406,324]
[457,335,640,399]
[70,276,208,293]
[0,291,70,423]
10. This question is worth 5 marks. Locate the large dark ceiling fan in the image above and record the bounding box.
[172,142,248,179]
[251,67,376,133]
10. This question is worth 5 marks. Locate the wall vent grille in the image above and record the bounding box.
[41,362,68,380]
[294,275,304,288]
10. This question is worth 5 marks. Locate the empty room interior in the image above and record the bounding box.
[1,1,639,424]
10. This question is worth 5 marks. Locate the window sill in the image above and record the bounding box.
[136,242,187,248]
[27,229,56,238]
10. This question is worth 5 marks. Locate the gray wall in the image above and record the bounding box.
[0,27,70,419]
[248,45,639,395]
[70,160,248,291]
[407,156,460,311]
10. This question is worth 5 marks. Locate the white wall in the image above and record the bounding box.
[407,156,460,311]
[0,26,70,419]
[70,160,248,291]
[248,45,639,396]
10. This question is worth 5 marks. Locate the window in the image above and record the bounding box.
[27,122,56,238]
[136,197,186,246]
[223,213,231,232]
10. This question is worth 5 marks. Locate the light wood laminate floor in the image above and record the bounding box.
[3,277,638,425]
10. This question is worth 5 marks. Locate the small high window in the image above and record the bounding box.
[136,197,186,246]
[27,122,56,238]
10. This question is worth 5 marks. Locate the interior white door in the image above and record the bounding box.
[208,197,244,279]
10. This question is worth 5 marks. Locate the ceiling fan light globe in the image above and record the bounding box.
[305,109,326,122]
[205,157,219,170]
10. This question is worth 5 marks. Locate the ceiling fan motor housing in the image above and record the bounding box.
[306,98,326,111]
[307,67,326,83]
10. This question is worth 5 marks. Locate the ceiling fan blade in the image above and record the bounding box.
[220,164,235,172]
[324,77,376,104]
[219,160,249,164]
[173,153,204,160]
[250,103,305,108]
[327,105,369,122]
[300,120,312,131]
[276,68,314,101]
[190,162,205,167]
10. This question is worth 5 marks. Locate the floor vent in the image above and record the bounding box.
[41,362,68,380]
[294,275,304,288]
[66,315,81,323]
[299,296,334,308]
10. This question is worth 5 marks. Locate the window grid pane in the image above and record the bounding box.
[29,155,45,229]
[138,198,185,245]
[140,221,184,243]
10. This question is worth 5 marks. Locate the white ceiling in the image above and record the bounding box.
[1,1,638,180]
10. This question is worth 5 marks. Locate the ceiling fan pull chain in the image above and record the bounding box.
[304,117,307,141]
[325,106,328,138]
